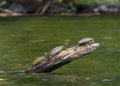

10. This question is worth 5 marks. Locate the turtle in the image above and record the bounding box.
[78,38,94,46]
[47,46,65,58]
[72,38,94,51]
[32,56,47,67]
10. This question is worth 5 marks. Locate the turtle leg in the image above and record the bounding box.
[87,40,94,46]
[63,46,67,50]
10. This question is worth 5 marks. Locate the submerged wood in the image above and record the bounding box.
[25,40,100,73]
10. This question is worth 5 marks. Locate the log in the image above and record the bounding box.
[39,1,53,15]
[0,8,14,14]
[0,1,7,7]
[25,38,100,73]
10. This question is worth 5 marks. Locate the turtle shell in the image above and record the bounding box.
[32,56,47,67]
[78,38,94,45]
[49,46,64,56]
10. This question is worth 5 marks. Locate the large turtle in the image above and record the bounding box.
[78,38,94,46]
[32,56,47,67]
[47,46,65,58]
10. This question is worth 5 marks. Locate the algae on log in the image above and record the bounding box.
[25,38,100,73]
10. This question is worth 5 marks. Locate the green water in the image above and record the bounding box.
[0,16,120,86]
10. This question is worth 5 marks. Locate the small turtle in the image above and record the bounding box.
[78,38,94,46]
[32,56,47,67]
[47,46,65,58]
[72,38,94,51]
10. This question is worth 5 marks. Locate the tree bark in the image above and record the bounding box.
[25,40,100,73]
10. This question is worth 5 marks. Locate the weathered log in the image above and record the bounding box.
[39,0,57,15]
[0,7,14,14]
[0,1,7,7]
[25,38,100,73]
[39,1,51,15]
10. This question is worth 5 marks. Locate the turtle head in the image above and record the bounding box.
[44,52,48,56]
[63,42,69,49]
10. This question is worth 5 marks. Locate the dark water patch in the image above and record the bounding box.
[111,77,120,81]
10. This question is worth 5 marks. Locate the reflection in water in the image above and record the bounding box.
[0,69,80,82]
[0,70,120,82]
[13,70,26,75]
[41,78,48,81]
[99,48,120,53]
[102,77,120,82]
[31,73,37,75]
[0,78,6,81]
[30,39,46,43]
[1,69,120,83]
[89,82,101,86]
[65,39,72,43]
[102,79,113,82]
[0,69,26,76]
[106,48,120,52]
[103,36,113,40]
[63,75,71,79]
[0,70,5,74]
[112,77,120,81]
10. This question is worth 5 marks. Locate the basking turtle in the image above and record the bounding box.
[32,56,47,67]
[72,38,94,51]
[47,46,65,58]
[78,38,94,46]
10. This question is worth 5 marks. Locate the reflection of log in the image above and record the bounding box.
[25,40,100,73]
